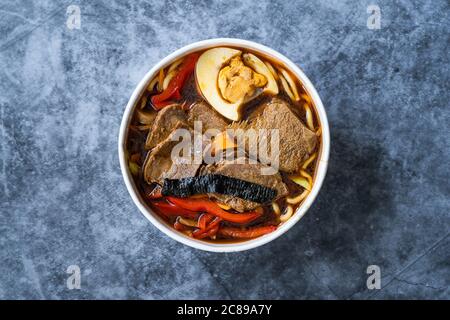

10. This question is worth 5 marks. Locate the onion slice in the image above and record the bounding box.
[162,69,177,90]
[279,73,295,101]
[264,60,279,80]
[140,95,147,109]
[279,68,300,101]
[168,58,183,73]
[136,109,156,124]
[147,76,159,92]
[177,216,198,228]
[305,104,315,131]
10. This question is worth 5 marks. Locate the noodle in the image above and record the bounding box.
[280,205,293,222]
[301,93,311,104]
[302,152,317,169]
[300,169,313,187]
[286,189,309,205]
[315,126,322,136]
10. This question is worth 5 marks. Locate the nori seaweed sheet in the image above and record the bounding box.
[162,174,277,203]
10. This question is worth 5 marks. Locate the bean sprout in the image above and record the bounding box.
[157,69,165,92]
[140,95,147,109]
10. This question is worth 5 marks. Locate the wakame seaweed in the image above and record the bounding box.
[162,174,277,203]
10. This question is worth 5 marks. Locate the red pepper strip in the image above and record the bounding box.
[151,201,198,219]
[217,226,277,239]
[195,225,220,240]
[167,197,262,224]
[174,220,187,231]
[209,225,220,238]
[193,217,222,239]
[198,213,214,230]
[151,53,199,110]
[146,187,162,199]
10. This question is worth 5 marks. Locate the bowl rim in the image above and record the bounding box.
[118,38,330,252]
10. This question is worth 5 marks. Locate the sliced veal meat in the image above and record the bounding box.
[145,104,188,149]
[143,124,202,185]
[201,157,288,212]
[241,98,317,173]
[187,101,229,133]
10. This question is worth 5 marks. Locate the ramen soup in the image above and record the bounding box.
[126,47,322,242]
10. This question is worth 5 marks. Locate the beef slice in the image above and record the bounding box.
[187,101,229,133]
[243,98,317,173]
[143,125,202,185]
[145,104,188,149]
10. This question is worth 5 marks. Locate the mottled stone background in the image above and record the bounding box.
[0,0,448,299]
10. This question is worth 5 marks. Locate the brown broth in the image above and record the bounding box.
[126,47,322,242]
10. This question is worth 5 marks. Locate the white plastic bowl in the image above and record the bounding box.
[118,38,330,252]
